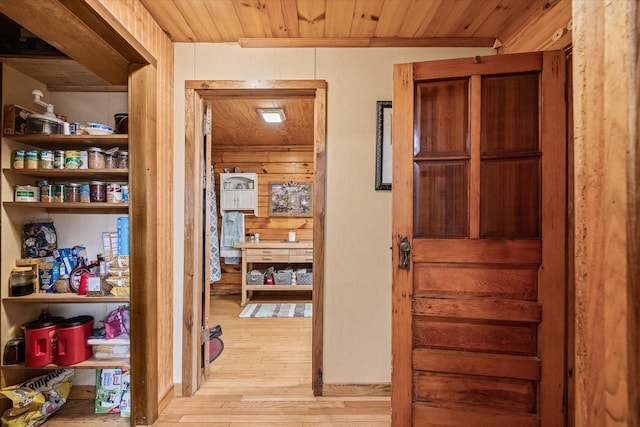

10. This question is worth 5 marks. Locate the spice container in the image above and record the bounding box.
[65,183,81,203]
[87,147,105,169]
[90,181,106,202]
[10,266,35,296]
[116,151,128,169]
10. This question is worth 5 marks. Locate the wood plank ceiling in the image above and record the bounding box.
[140,0,565,48]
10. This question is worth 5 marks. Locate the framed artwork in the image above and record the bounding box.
[375,100,392,190]
[269,181,312,217]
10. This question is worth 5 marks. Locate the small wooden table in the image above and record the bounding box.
[234,240,313,306]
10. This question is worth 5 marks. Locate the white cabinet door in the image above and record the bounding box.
[236,190,254,209]
[220,190,237,209]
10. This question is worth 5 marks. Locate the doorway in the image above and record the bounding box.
[183,80,327,397]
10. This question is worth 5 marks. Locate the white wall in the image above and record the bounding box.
[173,44,494,384]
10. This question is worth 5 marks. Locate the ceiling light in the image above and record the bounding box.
[257,108,286,123]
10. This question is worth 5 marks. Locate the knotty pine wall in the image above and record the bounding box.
[212,146,314,293]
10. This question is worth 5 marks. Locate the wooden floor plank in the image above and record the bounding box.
[41,294,391,426]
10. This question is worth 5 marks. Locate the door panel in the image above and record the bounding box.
[392,51,567,427]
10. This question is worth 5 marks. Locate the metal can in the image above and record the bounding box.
[39,150,54,169]
[54,150,65,169]
[70,123,81,135]
[65,150,80,169]
[79,150,88,169]
[12,150,25,169]
[80,184,91,203]
[25,150,38,169]
[106,183,122,203]
[40,184,54,203]
[53,184,65,203]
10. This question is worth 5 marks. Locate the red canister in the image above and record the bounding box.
[57,315,94,365]
[25,319,58,367]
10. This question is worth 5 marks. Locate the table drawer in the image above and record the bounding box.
[247,248,290,256]
[290,249,313,257]
[290,255,313,262]
[247,255,290,263]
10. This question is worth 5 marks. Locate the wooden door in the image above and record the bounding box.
[392,51,567,427]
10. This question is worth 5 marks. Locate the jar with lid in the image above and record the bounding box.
[65,183,81,203]
[90,181,106,202]
[104,152,117,169]
[10,267,35,296]
[87,147,106,169]
[116,151,128,169]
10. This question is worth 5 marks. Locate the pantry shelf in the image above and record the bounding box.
[3,134,128,150]
[2,294,129,303]
[1,357,130,370]
[3,201,129,212]
[3,168,128,180]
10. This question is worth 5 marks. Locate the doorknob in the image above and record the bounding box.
[398,237,411,270]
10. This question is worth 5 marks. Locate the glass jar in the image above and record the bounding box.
[116,151,128,169]
[10,267,35,296]
[90,181,106,202]
[87,147,105,169]
[65,183,81,203]
[104,153,116,169]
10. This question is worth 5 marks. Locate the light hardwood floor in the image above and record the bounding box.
[155,292,391,427]
[36,293,391,426]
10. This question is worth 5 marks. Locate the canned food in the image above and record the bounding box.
[65,150,80,169]
[106,183,122,203]
[40,184,54,203]
[89,181,106,202]
[25,150,38,169]
[54,150,65,169]
[53,184,65,203]
[79,151,88,169]
[15,185,39,202]
[87,147,105,169]
[70,123,80,135]
[12,150,25,169]
[39,150,54,169]
[80,184,90,203]
[65,183,81,203]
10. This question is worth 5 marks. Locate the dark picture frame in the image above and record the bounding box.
[268,181,313,217]
[375,100,392,190]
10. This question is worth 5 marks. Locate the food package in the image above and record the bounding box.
[22,221,57,258]
[3,104,35,135]
[95,369,123,414]
[104,306,130,339]
[0,369,74,426]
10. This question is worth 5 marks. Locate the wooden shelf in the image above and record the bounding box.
[3,293,129,303]
[4,168,128,180]
[3,201,128,212]
[1,357,130,370]
[2,134,128,149]
[246,285,312,292]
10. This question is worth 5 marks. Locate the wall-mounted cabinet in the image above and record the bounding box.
[219,172,257,216]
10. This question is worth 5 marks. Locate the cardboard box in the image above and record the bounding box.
[3,104,35,135]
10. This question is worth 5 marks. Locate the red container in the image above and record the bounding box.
[25,319,58,367]
[57,315,94,365]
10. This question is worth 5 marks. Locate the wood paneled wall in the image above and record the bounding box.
[92,0,175,423]
[212,146,314,293]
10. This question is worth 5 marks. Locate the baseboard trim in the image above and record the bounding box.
[322,382,391,396]
[158,385,174,413]
[173,382,182,397]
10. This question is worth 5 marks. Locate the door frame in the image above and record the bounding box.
[182,80,327,396]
